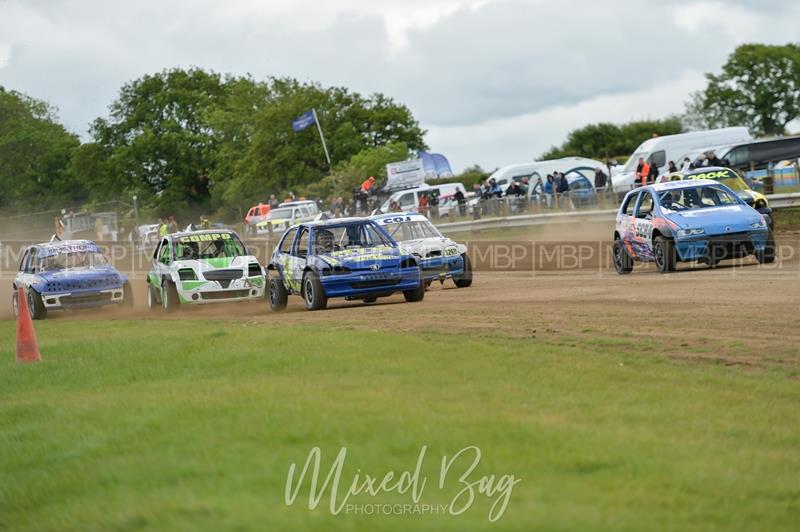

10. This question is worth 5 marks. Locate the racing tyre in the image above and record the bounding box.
[27,288,47,320]
[302,272,327,311]
[454,253,473,288]
[755,231,776,264]
[362,296,378,304]
[161,280,179,313]
[122,282,134,308]
[146,283,158,312]
[269,276,288,311]
[612,240,633,275]
[654,236,676,273]
[403,272,425,303]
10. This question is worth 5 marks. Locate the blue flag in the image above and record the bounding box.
[292,110,316,132]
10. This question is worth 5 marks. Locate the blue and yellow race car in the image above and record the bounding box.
[267,218,424,310]
[613,179,775,274]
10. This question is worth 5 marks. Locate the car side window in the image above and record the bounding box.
[294,228,309,258]
[621,192,639,216]
[397,192,414,208]
[636,192,654,219]
[649,150,666,168]
[279,228,298,254]
[26,249,39,273]
[19,249,31,272]
[158,239,171,264]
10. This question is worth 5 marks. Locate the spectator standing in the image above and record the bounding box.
[648,162,659,184]
[454,188,466,216]
[167,215,178,234]
[360,176,376,194]
[637,160,650,186]
[594,167,608,189]
[269,194,279,209]
[545,174,554,208]
[158,218,168,237]
[667,161,678,173]
[681,157,692,172]
[418,193,429,216]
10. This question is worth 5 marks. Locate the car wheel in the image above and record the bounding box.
[11,289,19,318]
[755,230,776,264]
[654,236,676,273]
[269,276,288,311]
[403,271,425,302]
[302,272,327,311]
[161,280,179,313]
[122,282,134,308]
[146,283,159,311]
[27,288,47,320]
[454,253,473,288]
[612,239,633,275]
[362,296,378,304]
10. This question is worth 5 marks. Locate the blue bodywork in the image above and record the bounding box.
[616,180,770,264]
[15,240,128,311]
[269,219,422,300]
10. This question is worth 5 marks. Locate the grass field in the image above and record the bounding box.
[1,318,799,531]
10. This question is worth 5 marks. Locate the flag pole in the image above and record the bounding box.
[312,108,332,170]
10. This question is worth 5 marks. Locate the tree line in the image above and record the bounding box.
[1,43,798,220]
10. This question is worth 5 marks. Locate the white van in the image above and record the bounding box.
[612,127,752,192]
[380,183,467,216]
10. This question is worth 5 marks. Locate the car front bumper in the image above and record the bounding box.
[675,230,768,261]
[320,267,421,298]
[177,276,266,304]
[420,255,465,281]
[40,287,125,310]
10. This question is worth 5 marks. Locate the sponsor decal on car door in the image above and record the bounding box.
[632,191,655,259]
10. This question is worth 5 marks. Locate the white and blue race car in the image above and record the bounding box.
[613,179,775,274]
[12,239,131,319]
[372,212,472,288]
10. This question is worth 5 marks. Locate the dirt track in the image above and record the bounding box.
[3,230,799,370]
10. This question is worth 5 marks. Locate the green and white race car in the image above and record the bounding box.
[146,229,265,311]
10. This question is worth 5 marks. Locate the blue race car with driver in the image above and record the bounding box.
[267,218,424,310]
[613,179,775,274]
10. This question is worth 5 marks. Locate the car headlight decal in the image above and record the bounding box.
[677,228,705,238]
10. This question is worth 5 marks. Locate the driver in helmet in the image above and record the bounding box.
[315,229,334,254]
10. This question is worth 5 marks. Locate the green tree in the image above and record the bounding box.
[211,77,427,211]
[540,117,684,161]
[685,43,800,136]
[0,87,81,212]
[88,68,229,216]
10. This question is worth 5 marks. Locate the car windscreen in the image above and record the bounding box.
[174,233,247,260]
[268,208,293,220]
[381,220,441,241]
[658,185,741,212]
[313,223,393,254]
[39,250,109,271]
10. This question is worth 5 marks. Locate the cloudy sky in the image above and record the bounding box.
[1,0,798,171]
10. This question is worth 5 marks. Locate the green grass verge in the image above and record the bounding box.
[0,320,798,531]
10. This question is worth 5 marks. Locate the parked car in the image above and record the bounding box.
[244,203,271,234]
[379,183,467,215]
[255,204,318,235]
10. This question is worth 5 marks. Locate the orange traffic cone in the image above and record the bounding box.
[16,287,41,363]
